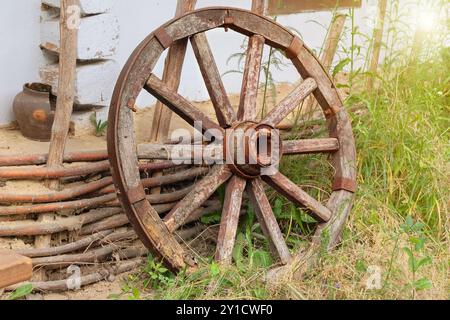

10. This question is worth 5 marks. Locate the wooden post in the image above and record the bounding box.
[321,12,347,72]
[148,0,197,195]
[367,0,388,89]
[267,0,361,15]
[302,11,347,115]
[37,0,80,280]
[252,0,266,15]
[149,0,197,143]
[46,0,80,189]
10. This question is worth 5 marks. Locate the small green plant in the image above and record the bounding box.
[108,256,175,300]
[8,284,33,300]
[400,216,433,299]
[90,112,108,137]
[200,184,226,224]
[143,256,175,290]
[108,274,143,300]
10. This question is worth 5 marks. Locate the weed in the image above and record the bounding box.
[143,257,175,290]
[7,284,33,300]
[90,112,108,137]
[400,216,433,299]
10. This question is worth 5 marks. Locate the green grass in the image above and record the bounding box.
[352,48,449,237]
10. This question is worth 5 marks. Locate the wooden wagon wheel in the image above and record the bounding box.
[108,7,357,272]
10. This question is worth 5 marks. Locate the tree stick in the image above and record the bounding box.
[0,161,109,180]
[38,0,80,276]
[80,200,221,237]
[79,202,176,236]
[301,11,347,113]
[0,150,108,167]
[0,160,176,180]
[183,200,222,225]
[104,186,193,207]
[0,177,112,204]
[175,224,206,242]
[45,0,80,190]
[367,0,387,89]
[98,166,209,194]
[0,194,117,216]
[149,0,197,144]
[31,244,128,268]
[0,208,121,236]
[38,245,148,271]
[16,230,115,258]
[98,229,137,245]
[252,0,266,15]
[77,215,131,236]
[321,12,347,71]
[149,0,197,195]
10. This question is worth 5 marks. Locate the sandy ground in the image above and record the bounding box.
[28,275,128,301]
[0,127,107,156]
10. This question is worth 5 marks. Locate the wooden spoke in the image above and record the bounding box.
[145,74,223,133]
[262,172,332,223]
[215,176,246,264]
[262,78,317,126]
[247,178,291,264]
[191,33,236,127]
[282,138,339,155]
[237,35,265,121]
[164,165,232,233]
[137,143,223,162]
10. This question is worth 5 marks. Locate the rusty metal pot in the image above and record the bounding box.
[13,83,56,142]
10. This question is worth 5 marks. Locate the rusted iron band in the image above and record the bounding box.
[126,98,137,112]
[154,27,173,49]
[286,37,304,59]
[127,185,147,204]
[333,177,357,193]
[224,16,234,27]
[324,105,341,118]
[329,123,339,138]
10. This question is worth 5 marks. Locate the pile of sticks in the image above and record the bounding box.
[0,150,218,292]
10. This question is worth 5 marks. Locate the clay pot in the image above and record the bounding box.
[13,83,56,142]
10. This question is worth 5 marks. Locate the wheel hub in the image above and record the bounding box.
[225,121,282,178]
